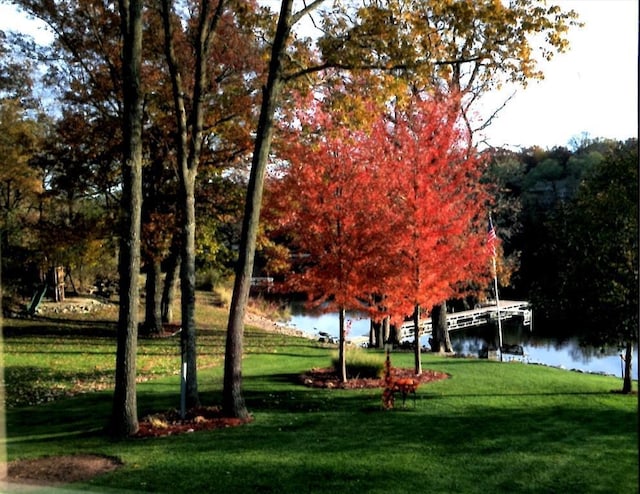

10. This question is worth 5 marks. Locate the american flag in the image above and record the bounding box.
[487,216,497,256]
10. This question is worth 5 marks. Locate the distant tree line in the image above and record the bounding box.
[485,137,638,390]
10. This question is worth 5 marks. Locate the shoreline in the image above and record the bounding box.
[244,311,314,339]
[244,311,371,346]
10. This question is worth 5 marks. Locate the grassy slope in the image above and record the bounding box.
[2,296,637,493]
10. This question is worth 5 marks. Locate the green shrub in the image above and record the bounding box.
[332,348,385,379]
[196,268,223,292]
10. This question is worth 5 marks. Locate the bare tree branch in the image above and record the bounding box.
[291,0,326,26]
[472,90,517,134]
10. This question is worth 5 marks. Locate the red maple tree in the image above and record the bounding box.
[268,99,401,382]
[267,93,493,379]
[377,95,492,374]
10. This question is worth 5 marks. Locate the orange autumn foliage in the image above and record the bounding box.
[377,95,493,323]
[268,93,492,326]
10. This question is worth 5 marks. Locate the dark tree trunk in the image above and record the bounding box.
[223,0,294,419]
[388,321,399,346]
[413,304,422,375]
[382,316,390,345]
[110,0,143,438]
[370,320,384,348]
[372,320,381,348]
[180,173,199,409]
[430,302,452,353]
[142,260,162,335]
[161,250,180,323]
[369,320,377,348]
[622,340,633,394]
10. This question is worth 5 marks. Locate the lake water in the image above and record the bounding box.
[287,308,638,379]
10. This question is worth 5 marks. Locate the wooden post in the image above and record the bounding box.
[56,266,65,302]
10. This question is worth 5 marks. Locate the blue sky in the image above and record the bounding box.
[1,0,637,149]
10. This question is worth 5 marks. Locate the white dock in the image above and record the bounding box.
[399,300,531,341]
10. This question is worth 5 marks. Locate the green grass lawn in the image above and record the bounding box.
[1,296,638,493]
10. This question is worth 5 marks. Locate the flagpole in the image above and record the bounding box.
[492,254,503,362]
[489,214,503,362]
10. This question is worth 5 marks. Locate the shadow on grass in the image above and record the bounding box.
[5,392,113,446]
[10,382,634,443]
[2,318,117,338]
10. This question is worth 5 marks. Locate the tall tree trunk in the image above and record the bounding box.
[622,340,633,394]
[180,173,199,408]
[430,302,452,353]
[142,260,162,335]
[159,0,225,412]
[413,304,422,375]
[161,250,180,323]
[223,0,294,419]
[110,0,143,438]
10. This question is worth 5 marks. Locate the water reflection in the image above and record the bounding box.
[287,305,371,344]
[287,308,638,378]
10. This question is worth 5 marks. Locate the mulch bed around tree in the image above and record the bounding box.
[299,367,449,389]
[136,406,253,438]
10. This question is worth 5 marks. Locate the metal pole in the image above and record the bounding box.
[488,214,503,362]
[493,255,503,362]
